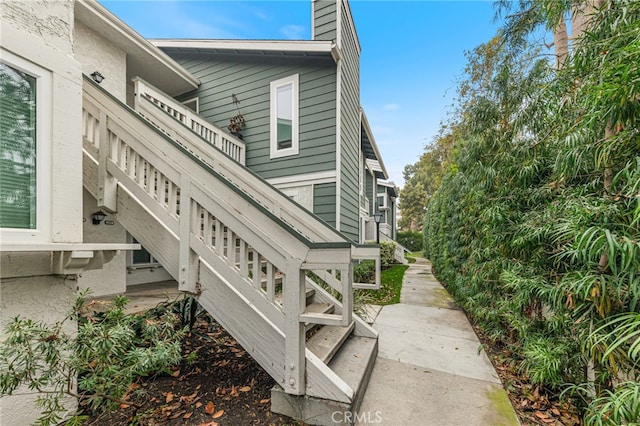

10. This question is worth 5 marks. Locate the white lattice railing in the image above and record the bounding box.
[133,77,245,164]
[82,76,373,396]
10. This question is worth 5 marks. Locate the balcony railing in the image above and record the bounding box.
[133,77,245,164]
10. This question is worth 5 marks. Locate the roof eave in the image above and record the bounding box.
[361,109,388,179]
[150,39,338,63]
[75,0,199,96]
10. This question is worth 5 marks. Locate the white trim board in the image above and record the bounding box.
[267,170,336,187]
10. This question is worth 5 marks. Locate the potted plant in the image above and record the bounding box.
[227,93,245,140]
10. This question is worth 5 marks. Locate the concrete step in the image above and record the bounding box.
[271,333,378,425]
[307,321,355,364]
[328,335,378,421]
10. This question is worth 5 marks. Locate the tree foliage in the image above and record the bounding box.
[423,1,640,423]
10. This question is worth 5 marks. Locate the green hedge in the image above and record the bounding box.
[397,230,423,252]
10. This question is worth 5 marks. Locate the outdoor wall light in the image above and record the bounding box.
[91,211,107,225]
[373,211,383,224]
[90,71,105,84]
[373,211,383,244]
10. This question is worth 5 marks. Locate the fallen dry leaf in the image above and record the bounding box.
[205,401,215,415]
[212,409,224,419]
[195,402,203,409]
[239,386,251,392]
[535,411,549,419]
[183,412,193,419]
[170,410,185,419]
[198,422,219,426]
[180,389,199,403]
[119,403,130,409]
[259,398,270,404]
[164,392,174,403]
[172,370,181,377]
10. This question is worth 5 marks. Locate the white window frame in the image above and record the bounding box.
[0,49,51,243]
[270,74,299,159]
[377,192,388,210]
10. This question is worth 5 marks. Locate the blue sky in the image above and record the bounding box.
[101,0,502,186]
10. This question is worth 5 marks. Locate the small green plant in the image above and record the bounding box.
[0,291,186,426]
[379,241,397,268]
[354,260,376,284]
[149,293,207,332]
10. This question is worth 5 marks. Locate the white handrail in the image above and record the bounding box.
[83,77,362,394]
[132,79,350,246]
[133,77,246,164]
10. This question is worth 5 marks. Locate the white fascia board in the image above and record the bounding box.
[75,0,199,92]
[366,159,384,175]
[1,243,140,252]
[151,39,336,60]
[361,109,389,179]
[377,180,397,189]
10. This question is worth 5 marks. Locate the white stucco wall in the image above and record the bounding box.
[74,20,127,101]
[1,1,81,423]
[0,0,74,54]
[78,190,128,297]
[0,275,78,425]
[73,21,129,297]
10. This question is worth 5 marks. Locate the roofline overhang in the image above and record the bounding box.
[75,0,199,95]
[360,109,388,179]
[151,39,341,63]
[377,180,398,198]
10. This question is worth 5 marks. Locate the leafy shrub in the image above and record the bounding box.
[354,260,375,283]
[379,241,397,268]
[397,230,423,252]
[0,291,186,425]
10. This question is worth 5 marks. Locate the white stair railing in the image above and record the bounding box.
[82,76,365,395]
[133,77,245,164]
[130,77,380,282]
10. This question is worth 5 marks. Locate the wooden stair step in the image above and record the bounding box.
[303,302,334,331]
[307,321,355,364]
[275,287,316,306]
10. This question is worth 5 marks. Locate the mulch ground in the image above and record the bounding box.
[82,296,583,426]
[83,314,304,426]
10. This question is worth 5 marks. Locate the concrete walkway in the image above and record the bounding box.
[357,258,519,426]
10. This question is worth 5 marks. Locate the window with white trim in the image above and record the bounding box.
[270,74,299,158]
[0,50,51,242]
[377,192,387,210]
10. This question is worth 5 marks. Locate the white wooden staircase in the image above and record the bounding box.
[82,76,379,425]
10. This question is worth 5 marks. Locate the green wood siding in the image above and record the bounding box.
[313,0,337,41]
[313,182,336,226]
[337,0,361,242]
[167,52,337,180]
[365,172,373,215]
